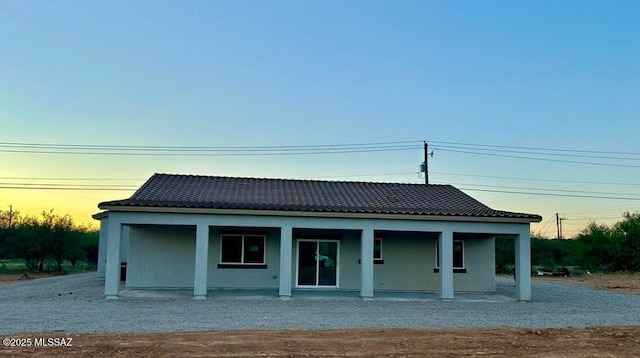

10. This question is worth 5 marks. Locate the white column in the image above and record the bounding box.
[439,230,454,299]
[279,226,293,298]
[360,228,374,299]
[193,224,210,299]
[515,229,532,301]
[104,215,122,299]
[97,216,109,278]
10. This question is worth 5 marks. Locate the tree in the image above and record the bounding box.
[7,209,94,272]
[0,207,21,260]
[613,212,640,271]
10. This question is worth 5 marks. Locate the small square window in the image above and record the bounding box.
[220,234,265,265]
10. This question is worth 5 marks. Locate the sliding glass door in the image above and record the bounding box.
[296,240,339,287]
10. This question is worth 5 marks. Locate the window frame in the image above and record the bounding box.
[374,237,383,260]
[434,239,466,273]
[219,234,267,268]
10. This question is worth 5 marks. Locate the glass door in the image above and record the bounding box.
[297,240,339,287]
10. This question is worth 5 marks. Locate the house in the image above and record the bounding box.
[94,173,541,301]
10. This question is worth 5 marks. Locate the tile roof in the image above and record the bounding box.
[99,173,541,221]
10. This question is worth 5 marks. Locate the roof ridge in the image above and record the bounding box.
[151,172,455,187]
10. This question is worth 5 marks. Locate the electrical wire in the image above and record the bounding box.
[430,171,640,187]
[458,187,640,201]
[428,139,640,156]
[436,148,640,169]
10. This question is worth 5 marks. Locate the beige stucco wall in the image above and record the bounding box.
[126,225,196,289]
[124,224,495,293]
[207,227,281,289]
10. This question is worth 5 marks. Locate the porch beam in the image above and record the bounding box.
[193,224,209,299]
[515,230,532,301]
[360,228,374,299]
[279,226,293,298]
[439,230,454,299]
[104,217,122,299]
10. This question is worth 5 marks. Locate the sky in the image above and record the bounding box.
[1,1,639,237]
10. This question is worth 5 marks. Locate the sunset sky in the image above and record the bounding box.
[1,1,639,237]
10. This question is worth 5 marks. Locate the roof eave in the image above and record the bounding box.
[98,205,542,224]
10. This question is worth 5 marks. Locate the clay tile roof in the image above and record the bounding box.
[99,173,542,221]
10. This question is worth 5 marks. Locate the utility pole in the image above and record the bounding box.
[424,142,429,184]
[8,205,13,228]
[556,212,566,239]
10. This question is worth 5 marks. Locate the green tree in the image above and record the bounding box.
[8,209,94,272]
[575,221,619,271]
[0,207,20,260]
[494,235,515,273]
[613,212,640,271]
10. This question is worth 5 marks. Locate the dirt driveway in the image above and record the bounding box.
[2,326,639,357]
[2,272,639,357]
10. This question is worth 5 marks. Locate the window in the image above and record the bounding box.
[435,239,465,273]
[220,234,266,267]
[374,238,383,260]
[357,237,385,265]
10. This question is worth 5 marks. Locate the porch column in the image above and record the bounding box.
[515,229,532,301]
[104,216,122,299]
[279,226,293,298]
[193,224,210,300]
[360,227,374,299]
[97,216,108,279]
[439,230,454,299]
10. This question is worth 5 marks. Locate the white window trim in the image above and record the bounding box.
[435,239,465,269]
[374,237,383,260]
[220,234,266,265]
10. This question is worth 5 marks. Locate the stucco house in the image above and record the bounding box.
[94,173,541,301]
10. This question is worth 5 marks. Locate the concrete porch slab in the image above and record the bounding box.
[116,288,513,302]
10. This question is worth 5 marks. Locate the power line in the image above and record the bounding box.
[432,144,640,161]
[431,171,640,187]
[0,177,143,181]
[428,139,640,156]
[0,140,421,150]
[458,187,640,201]
[0,146,420,156]
[0,141,423,156]
[437,148,640,169]
[0,186,136,191]
[436,181,640,197]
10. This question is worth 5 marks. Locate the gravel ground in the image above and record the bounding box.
[1,273,638,334]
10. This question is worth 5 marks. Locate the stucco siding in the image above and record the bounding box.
[126,225,196,288]
[423,235,496,293]
[334,232,360,290]
[372,232,434,291]
[208,228,281,289]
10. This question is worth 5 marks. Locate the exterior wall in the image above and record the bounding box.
[290,230,361,290]
[372,232,495,293]
[97,217,108,278]
[335,231,361,290]
[126,225,196,289]
[451,235,495,293]
[373,232,435,291]
[104,211,529,296]
[207,227,281,289]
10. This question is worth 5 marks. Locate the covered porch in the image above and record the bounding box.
[97,210,533,301]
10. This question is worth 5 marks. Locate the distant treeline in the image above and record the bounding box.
[497,212,640,273]
[1,207,638,274]
[0,208,98,272]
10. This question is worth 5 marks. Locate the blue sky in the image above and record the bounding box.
[1,1,639,237]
